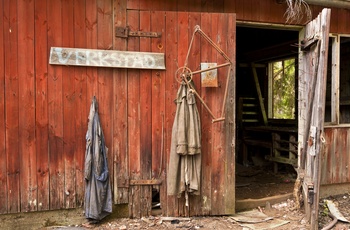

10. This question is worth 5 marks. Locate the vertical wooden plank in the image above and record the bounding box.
[139,0,153,10]
[199,12,213,216]
[321,129,331,185]
[18,0,37,212]
[225,13,236,215]
[334,130,341,183]
[74,0,87,208]
[113,0,129,204]
[47,0,64,210]
[96,0,114,208]
[4,0,20,213]
[85,0,99,207]
[176,11,189,217]
[340,130,347,183]
[269,0,285,23]
[330,130,336,184]
[188,11,202,216]
[164,11,178,217]
[187,0,201,12]
[127,9,141,218]
[337,8,347,34]
[166,1,177,11]
[139,10,152,217]
[210,13,226,215]
[86,0,98,98]
[329,8,338,33]
[200,0,215,13]
[127,0,139,10]
[259,0,271,22]
[243,0,255,21]
[62,0,76,209]
[223,0,236,13]
[344,8,350,35]
[151,10,166,214]
[34,0,50,212]
[0,0,7,214]
[234,0,244,21]
[177,0,188,12]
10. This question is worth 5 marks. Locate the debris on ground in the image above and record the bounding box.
[319,193,350,230]
[79,198,309,230]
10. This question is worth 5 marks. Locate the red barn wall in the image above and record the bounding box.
[0,0,349,215]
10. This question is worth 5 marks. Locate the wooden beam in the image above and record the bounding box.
[129,179,162,186]
[243,40,298,63]
[305,0,350,9]
[49,47,165,70]
[251,63,268,125]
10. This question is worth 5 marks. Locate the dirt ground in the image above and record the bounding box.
[235,163,295,200]
[318,193,350,230]
[81,194,350,230]
[79,164,349,230]
[75,198,309,230]
[2,163,349,230]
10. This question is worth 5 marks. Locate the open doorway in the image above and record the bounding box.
[235,25,300,206]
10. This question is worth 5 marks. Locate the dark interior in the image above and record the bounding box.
[235,26,300,200]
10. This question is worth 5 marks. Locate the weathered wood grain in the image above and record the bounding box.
[34,0,50,212]
[176,11,189,217]
[188,11,202,216]
[96,0,114,213]
[62,0,76,209]
[74,0,87,208]
[164,11,178,217]
[4,0,20,214]
[224,13,236,215]
[139,10,153,217]
[127,9,141,218]
[151,10,167,215]
[199,12,213,216]
[18,0,37,212]
[0,0,7,214]
[113,0,129,205]
[47,0,65,210]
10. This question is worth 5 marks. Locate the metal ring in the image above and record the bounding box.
[320,135,326,143]
[175,66,193,84]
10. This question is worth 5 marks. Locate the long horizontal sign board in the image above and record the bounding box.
[49,47,165,70]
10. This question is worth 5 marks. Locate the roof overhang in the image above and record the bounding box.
[305,0,350,9]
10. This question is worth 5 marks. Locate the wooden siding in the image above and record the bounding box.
[127,0,350,34]
[322,128,350,185]
[115,10,236,217]
[0,0,350,216]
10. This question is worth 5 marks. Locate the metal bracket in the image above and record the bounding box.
[301,35,320,51]
[307,183,314,204]
[116,26,161,38]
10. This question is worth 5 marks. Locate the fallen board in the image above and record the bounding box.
[49,47,165,70]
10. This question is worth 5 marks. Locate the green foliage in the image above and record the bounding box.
[272,58,295,119]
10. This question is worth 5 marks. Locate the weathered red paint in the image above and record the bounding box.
[0,0,350,216]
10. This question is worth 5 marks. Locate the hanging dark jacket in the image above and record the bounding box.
[84,96,112,221]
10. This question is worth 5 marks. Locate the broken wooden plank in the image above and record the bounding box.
[49,47,165,70]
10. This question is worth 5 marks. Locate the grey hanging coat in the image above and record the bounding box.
[167,82,202,198]
[84,96,112,221]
